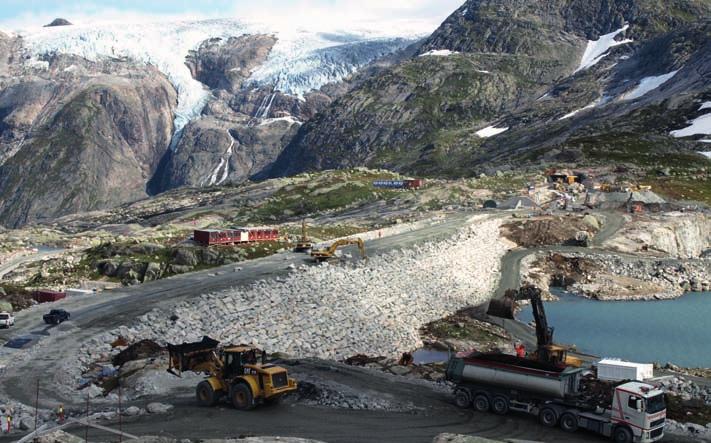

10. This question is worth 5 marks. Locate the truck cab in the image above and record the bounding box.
[610,382,666,443]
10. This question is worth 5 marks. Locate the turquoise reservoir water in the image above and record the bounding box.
[517,291,711,367]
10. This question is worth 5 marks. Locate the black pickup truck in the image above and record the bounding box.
[43,309,70,325]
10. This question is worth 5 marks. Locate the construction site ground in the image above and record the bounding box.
[1,209,709,442]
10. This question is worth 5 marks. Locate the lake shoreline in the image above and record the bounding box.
[517,290,711,368]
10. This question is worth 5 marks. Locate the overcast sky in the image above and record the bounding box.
[0,0,464,32]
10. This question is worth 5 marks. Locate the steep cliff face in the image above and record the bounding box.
[0,72,176,227]
[269,0,711,178]
[151,115,298,190]
[605,213,711,258]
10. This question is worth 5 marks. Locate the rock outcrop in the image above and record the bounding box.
[44,18,73,27]
[0,65,176,227]
[185,34,277,93]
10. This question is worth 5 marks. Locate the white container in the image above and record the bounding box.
[597,359,654,381]
[66,288,95,297]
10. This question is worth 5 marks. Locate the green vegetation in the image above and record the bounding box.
[642,176,711,206]
[243,170,402,223]
[0,284,33,311]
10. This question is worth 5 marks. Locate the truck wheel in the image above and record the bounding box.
[231,384,255,410]
[539,407,558,427]
[612,426,633,443]
[491,396,509,415]
[196,381,218,406]
[473,394,490,412]
[559,412,578,432]
[454,389,471,409]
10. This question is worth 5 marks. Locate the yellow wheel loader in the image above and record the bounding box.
[310,238,366,262]
[167,336,297,410]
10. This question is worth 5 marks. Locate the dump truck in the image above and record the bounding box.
[447,351,666,443]
[167,336,297,410]
[310,238,366,262]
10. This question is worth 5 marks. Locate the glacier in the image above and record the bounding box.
[18,19,421,147]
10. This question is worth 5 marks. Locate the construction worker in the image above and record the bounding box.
[57,404,65,423]
[515,342,526,358]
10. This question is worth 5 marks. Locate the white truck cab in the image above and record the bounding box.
[0,312,15,328]
[610,382,666,443]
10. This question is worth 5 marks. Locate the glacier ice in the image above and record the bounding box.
[19,19,420,146]
[576,25,633,73]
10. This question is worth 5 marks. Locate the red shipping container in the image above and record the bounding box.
[33,290,67,303]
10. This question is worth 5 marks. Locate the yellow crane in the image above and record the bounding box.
[310,238,367,262]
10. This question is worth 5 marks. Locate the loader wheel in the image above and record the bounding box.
[231,384,255,410]
[196,381,218,407]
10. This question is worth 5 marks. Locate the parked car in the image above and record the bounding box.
[43,309,70,325]
[0,312,15,328]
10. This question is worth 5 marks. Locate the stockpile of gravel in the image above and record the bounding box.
[89,216,508,360]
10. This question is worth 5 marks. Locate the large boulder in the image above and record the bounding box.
[172,248,199,266]
[142,262,163,282]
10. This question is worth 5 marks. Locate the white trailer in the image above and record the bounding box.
[597,359,654,382]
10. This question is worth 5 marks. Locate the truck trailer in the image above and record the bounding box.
[447,351,666,443]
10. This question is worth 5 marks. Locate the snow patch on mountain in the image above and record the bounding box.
[559,100,600,120]
[670,113,711,138]
[576,25,633,72]
[621,70,680,101]
[19,19,421,143]
[476,126,508,138]
[420,49,458,57]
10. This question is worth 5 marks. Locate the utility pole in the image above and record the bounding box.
[34,379,39,432]
[118,379,123,443]
[85,391,90,442]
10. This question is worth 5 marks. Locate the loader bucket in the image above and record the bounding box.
[167,336,220,377]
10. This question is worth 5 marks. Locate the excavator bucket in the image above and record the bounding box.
[167,336,220,377]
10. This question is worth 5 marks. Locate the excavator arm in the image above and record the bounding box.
[311,238,367,261]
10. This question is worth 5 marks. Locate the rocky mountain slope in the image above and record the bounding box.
[269,0,711,178]
[0,20,420,227]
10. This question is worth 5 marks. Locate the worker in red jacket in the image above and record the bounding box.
[515,342,526,358]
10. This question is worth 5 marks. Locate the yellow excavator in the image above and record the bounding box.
[487,286,583,368]
[167,336,297,410]
[310,238,367,262]
[293,219,313,253]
